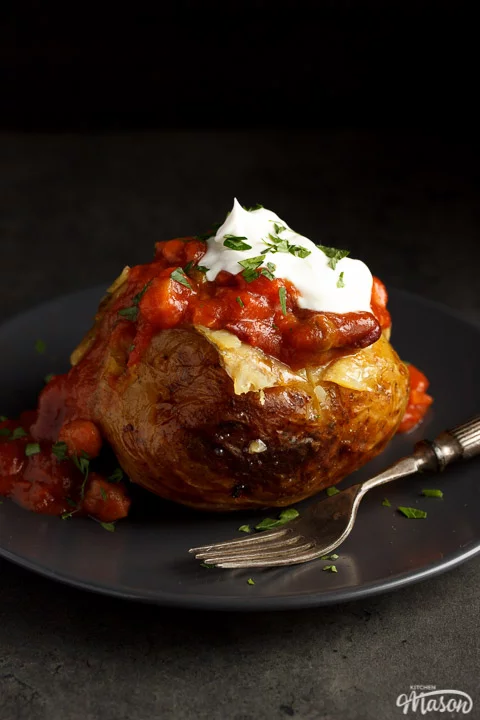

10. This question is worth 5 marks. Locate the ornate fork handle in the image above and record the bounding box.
[359,416,480,498]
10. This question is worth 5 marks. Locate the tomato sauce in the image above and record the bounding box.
[124,237,391,371]
[0,235,430,519]
[398,364,433,433]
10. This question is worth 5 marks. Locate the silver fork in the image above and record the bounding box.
[189,416,480,568]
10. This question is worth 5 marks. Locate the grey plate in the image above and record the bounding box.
[0,287,479,610]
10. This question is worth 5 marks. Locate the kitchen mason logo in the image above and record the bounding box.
[396,686,473,715]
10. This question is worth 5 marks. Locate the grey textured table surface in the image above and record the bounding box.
[0,131,479,720]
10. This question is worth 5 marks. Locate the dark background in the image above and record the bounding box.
[1,1,478,132]
[1,4,479,720]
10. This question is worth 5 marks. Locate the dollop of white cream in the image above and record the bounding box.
[201,199,373,313]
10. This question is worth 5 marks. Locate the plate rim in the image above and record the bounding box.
[1,535,479,611]
[1,284,479,610]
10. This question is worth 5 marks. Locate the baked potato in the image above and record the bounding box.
[92,324,408,511]
[57,263,409,511]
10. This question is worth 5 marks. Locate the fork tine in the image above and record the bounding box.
[217,547,322,569]
[193,531,303,560]
[201,540,316,566]
[189,527,289,554]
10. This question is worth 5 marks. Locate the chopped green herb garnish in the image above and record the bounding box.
[243,204,264,212]
[183,261,194,274]
[0,416,7,422]
[255,517,278,531]
[236,296,245,308]
[263,234,290,254]
[320,553,339,560]
[0,428,11,437]
[128,344,135,353]
[421,489,443,499]
[118,306,139,322]
[72,451,89,476]
[262,232,311,259]
[200,562,215,569]
[317,245,350,270]
[273,223,287,235]
[52,441,69,461]
[238,256,264,280]
[35,339,46,354]
[337,272,345,288]
[255,507,299,531]
[132,281,153,305]
[171,267,193,289]
[238,256,265,282]
[260,262,276,281]
[196,265,209,274]
[61,511,76,520]
[44,373,55,384]
[66,498,77,508]
[279,508,299,522]
[238,524,252,533]
[25,443,41,457]
[382,498,392,507]
[100,487,108,501]
[118,281,152,323]
[11,427,28,440]
[100,522,116,533]
[398,506,427,519]
[323,565,338,573]
[241,269,259,283]
[223,235,252,251]
[247,578,255,585]
[326,487,340,496]
[289,245,311,258]
[72,451,90,499]
[278,286,287,315]
[108,467,124,483]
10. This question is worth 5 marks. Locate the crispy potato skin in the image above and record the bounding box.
[91,326,409,511]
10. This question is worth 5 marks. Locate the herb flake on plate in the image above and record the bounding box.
[421,489,443,499]
[398,506,427,519]
[100,522,116,533]
[255,508,299,531]
[326,487,340,496]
